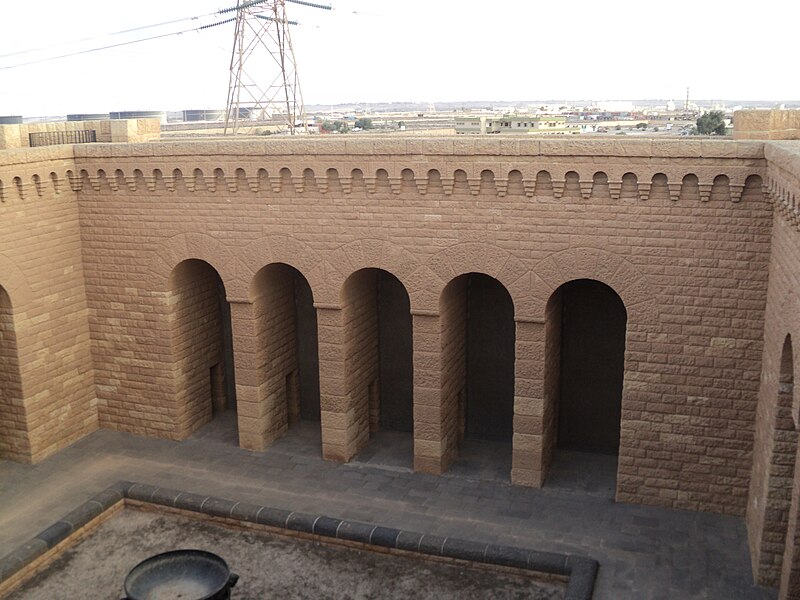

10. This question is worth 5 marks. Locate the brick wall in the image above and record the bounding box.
[342,269,380,453]
[0,137,784,520]
[69,138,772,516]
[0,148,96,462]
[168,259,226,437]
[252,264,301,443]
[747,142,800,589]
[0,286,26,460]
[440,276,468,469]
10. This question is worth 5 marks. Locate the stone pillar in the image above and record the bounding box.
[316,304,358,462]
[780,441,800,600]
[511,319,547,487]
[228,299,264,451]
[412,311,454,474]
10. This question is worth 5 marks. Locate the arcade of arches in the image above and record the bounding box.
[5,135,800,596]
[159,258,629,488]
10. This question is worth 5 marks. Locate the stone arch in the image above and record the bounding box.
[439,272,516,478]
[244,262,321,447]
[680,173,701,202]
[711,174,732,202]
[546,279,627,453]
[416,242,528,316]
[507,170,525,196]
[0,283,29,461]
[341,267,414,455]
[167,259,236,439]
[592,171,610,199]
[0,254,33,310]
[620,172,639,200]
[563,171,581,199]
[148,233,239,298]
[756,335,798,587]
[325,239,421,310]
[239,235,326,304]
[531,247,659,326]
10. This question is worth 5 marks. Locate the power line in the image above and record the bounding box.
[0,18,233,70]
[0,0,328,64]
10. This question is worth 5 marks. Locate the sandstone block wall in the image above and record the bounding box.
[252,264,302,445]
[747,142,800,592]
[65,137,772,517]
[342,269,380,455]
[0,118,160,150]
[735,110,800,141]
[168,259,227,438]
[0,136,785,517]
[0,147,97,462]
[0,287,26,460]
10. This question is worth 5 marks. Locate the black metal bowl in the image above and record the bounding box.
[123,549,238,600]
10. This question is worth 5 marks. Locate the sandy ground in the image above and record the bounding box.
[8,508,565,599]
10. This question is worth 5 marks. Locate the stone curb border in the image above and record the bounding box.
[0,481,598,600]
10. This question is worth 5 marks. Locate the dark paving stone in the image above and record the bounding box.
[370,526,400,548]
[418,534,446,556]
[337,521,375,544]
[286,512,317,533]
[312,516,341,537]
[255,506,291,528]
[34,521,72,549]
[230,502,261,523]
[201,497,237,518]
[0,421,779,600]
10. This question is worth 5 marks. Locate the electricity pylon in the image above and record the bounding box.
[224,0,329,135]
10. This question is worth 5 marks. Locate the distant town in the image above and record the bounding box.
[4,98,799,138]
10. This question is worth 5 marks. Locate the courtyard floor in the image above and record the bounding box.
[0,412,777,600]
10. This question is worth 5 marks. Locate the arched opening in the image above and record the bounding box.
[544,279,626,494]
[758,335,797,586]
[440,273,515,481]
[0,285,27,461]
[776,335,800,597]
[342,268,413,467]
[250,263,320,447]
[168,260,237,442]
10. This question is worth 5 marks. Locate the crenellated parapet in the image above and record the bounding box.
[0,137,771,205]
[764,142,800,230]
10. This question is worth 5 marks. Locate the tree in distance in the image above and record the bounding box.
[696,111,727,135]
[354,117,373,130]
[635,122,648,130]
[321,120,349,134]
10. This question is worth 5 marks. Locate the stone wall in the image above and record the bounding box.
[0,147,96,462]
[0,118,160,150]
[168,259,227,438]
[747,142,800,592]
[251,264,301,446]
[342,269,380,451]
[0,136,779,517]
[735,110,800,141]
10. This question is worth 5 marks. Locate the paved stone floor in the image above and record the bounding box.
[0,411,778,600]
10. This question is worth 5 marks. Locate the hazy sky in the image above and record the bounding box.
[0,0,797,116]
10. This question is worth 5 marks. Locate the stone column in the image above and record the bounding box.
[511,318,547,487]
[228,299,264,451]
[780,441,800,600]
[316,304,358,462]
[412,311,454,474]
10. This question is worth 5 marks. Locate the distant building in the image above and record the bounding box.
[455,115,578,135]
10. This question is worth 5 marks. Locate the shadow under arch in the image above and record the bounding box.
[0,284,28,461]
[543,278,627,495]
[168,259,237,441]
[439,272,515,481]
[249,263,321,438]
[340,267,414,468]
